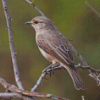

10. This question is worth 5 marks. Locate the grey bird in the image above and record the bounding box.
[25,16,86,90]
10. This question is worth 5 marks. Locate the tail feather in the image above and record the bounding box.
[65,66,86,90]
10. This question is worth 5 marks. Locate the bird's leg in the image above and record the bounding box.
[50,63,59,75]
[42,63,59,76]
[42,63,55,73]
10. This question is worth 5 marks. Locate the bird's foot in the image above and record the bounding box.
[42,63,59,76]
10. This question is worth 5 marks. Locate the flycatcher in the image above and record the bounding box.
[25,16,86,90]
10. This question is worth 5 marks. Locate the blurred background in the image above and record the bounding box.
[0,0,100,100]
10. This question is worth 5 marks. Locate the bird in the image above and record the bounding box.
[25,16,86,90]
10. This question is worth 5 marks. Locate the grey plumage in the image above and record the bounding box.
[26,16,86,90]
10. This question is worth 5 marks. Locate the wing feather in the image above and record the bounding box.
[37,34,74,67]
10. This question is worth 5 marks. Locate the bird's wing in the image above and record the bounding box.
[37,33,74,67]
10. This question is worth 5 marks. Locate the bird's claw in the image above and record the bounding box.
[42,63,59,77]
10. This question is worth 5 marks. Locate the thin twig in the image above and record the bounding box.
[66,39,88,66]
[31,63,100,92]
[0,77,35,100]
[66,39,100,85]
[31,72,46,92]
[24,0,46,17]
[31,64,62,92]
[75,64,100,73]
[85,1,100,18]
[0,93,68,100]
[2,0,24,90]
[0,77,69,100]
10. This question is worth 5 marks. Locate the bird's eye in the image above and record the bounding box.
[34,21,38,24]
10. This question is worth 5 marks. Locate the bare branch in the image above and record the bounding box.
[75,64,100,73]
[23,92,69,100]
[31,71,46,92]
[66,39,88,65]
[66,39,100,85]
[2,0,24,90]
[0,93,69,100]
[31,63,61,92]
[0,93,36,100]
[0,93,23,99]
[85,1,100,18]
[24,0,46,17]
[1,0,99,99]
[0,77,69,100]
[31,62,100,92]
[31,63,100,92]
[2,1,36,100]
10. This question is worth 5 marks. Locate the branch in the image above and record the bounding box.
[31,39,100,91]
[0,93,37,100]
[2,0,24,90]
[0,77,69,100]
[0,93,68,100]
[2,1,36,100]
[31,64,62,92]
[24,0,46,17]
[0,93,23,99]
[31,63,100,92]
[75,64,100,73]
[66,39,88,65]
[66,39,100,85]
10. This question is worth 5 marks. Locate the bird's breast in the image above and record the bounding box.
[38,47,55,62]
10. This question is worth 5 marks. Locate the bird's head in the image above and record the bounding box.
[25,16,54,32]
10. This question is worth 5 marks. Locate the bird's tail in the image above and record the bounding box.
[65,66,86,90]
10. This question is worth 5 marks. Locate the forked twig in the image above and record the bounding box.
[66,39,100,85]
[0,77,69,100]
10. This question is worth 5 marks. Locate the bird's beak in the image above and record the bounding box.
[25,21,33,24]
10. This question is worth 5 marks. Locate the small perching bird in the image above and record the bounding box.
[25,16,86,90]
